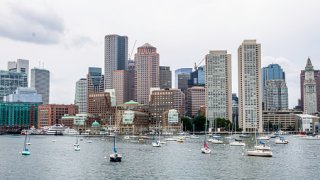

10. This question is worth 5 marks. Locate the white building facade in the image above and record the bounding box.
[75,78,87,113]
[303,58,317,115]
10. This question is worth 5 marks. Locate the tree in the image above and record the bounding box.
[193,115,209,131]
[181,117,192,131]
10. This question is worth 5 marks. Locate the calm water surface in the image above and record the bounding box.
[0,135,319,180]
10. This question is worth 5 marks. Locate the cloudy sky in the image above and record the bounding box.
[0,0,319,108]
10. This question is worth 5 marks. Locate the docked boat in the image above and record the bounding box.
[275,137,289,144]
[63,128,79,136]
[46,124,65,135]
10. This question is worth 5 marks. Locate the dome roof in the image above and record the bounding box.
[124,100,139,105]
[91,121,100,127]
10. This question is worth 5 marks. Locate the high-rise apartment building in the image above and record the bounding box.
[262,64,286,110]
[159,66,172,89]
[265,80,288,110]
[128,60,136,101]
[238,40,262,132]
[0,70,28,101]
[149,89,185,127]
[205,50,232,129]
[113,70,129,105]
[300,58,320,113]
[31,68,50,104]
[134,43,159,105]
[303,58,317,114]
[186,86,205,117]
[104,34,128,89]
[75,78,87,113]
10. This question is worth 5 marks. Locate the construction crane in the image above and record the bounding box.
[129,40,137,60]
[194,57,205,71]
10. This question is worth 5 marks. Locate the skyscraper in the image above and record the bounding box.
[262,64,286,110]
[31,68,50,104]
[8,59,29,86]
[159,66,172,89]
[113,70,129,105]
[128,59,136,101]
[104,34,128,89]
[75,78,87,113]
[300,58,320,113]
[134,43,159,105]
[205,50,232,128]
[238,40,262,132]
[0,70,28,101]
[188,66,205,87]
[186,86,205,117]
[175,68,192,93]
[265,80,288,110]
[303,58,317,114]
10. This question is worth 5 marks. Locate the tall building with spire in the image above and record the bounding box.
[303,58,317,114]
[238,40,262,133]
[104,34,128,90]
[134,43,159,105]
[205,50,232,129]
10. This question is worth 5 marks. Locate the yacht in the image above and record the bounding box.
[63,128,79,136]
[46,124,65,135]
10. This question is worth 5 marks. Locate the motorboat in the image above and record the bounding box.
[46,124,66,135]
[275,137,289,144]
[247,149,272,157]
[63,128,79,135]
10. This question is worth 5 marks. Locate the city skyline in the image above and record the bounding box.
[0,1,319,108]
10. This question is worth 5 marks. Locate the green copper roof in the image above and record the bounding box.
[91,120,100,127]
[124,100,139,105]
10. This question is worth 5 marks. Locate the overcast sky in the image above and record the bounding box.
[0,0,319,108]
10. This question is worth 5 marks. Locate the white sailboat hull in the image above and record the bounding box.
[110,153,122,162]
[201,148,211,154]
[254,145,271,151]
[275,139,289,144]
[230,141,245,146]
[247,150,272,157]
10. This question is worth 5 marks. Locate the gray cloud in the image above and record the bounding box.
[0,3,64,44]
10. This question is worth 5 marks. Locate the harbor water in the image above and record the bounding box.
[0,135,319,179]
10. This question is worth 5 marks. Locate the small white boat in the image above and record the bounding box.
[74,145,80,151]
[257,136,270,140]
[110,153,122,162]
[201,147,211,154]
[26,142,31,145]
[165,138,177,141]
[210,138,223,144]
[239,134,250,138]
[159,141,166,144]
[87,140,93,143]
[152,141,161,147]
[254,144,271,151]
[275,137,289,144]
[212,134,221,138]
[176,138,185,143]
[123,136,130,140]
[190,135,200,139]
[230,141,245,146]
[247,150,272,157]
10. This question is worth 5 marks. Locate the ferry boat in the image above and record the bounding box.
[46,124,66,135]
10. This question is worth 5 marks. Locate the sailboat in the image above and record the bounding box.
[110,108,122,162]
[190,124,199,139]
[247,122,272,157]
[21,132,30,155]
[26,133,31,145]
[74,135,80,151]
[229,117,245,146]
[201,116,211,154]
[152,121,161,147]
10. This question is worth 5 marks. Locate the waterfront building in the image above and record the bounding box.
[265,80,288,111]
[149,89,185,128]
[262,64,285,110]
[75,78,87,114]
[188,66,205,87]
[262,110,302,132]
[128,60,136,101]
[301,58,318,114]
[162,109,180,133]
[205,50,232,129]
[38,104,78,128]
[0,102,39,130]
[104,34,128,89]
[238,40,263,132]
[232,93,239,127]
[31,68,50,104]
[118,106,149,135]
[186,86,205,117]
[159,66,172,89]
[0,70,28,101]
[134,43,160,105]
[300,68,320,113]
[3,87,42,103]
[87,92,116,125]
[295,114,320,133]
[113,70,129,105]
[175,68,192,94]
